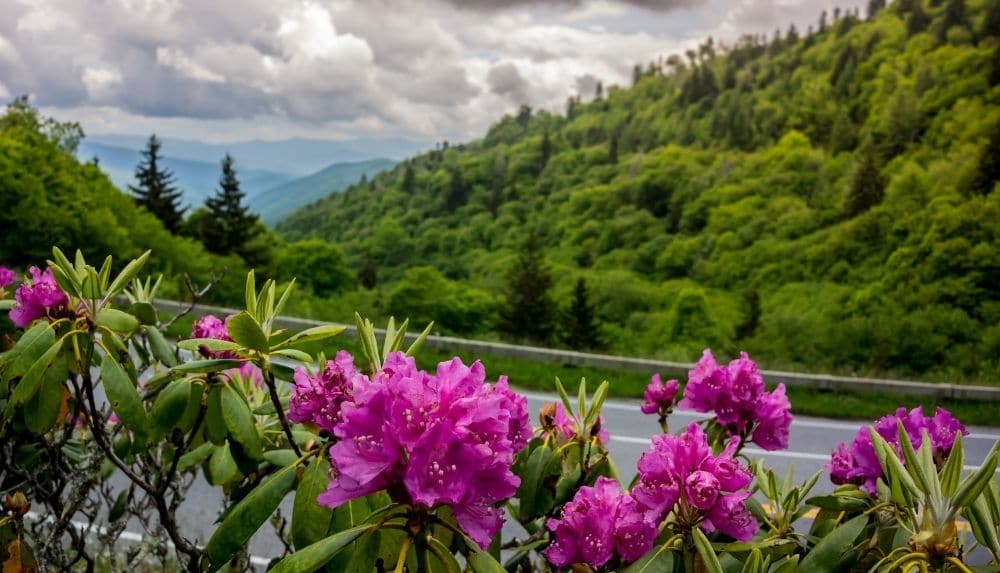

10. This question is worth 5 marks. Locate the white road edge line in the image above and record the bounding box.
[520,392,1000,440]
[24,512,272,567]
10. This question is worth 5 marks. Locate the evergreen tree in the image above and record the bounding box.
[843,140,886,217]
[129,134,185,233]
[991,45,1000,87]
[594,81,604,100]
[538,131,552,175]
[633,64,644,85]
[938,0,967,42]
[819,10,829,31]
[908,1,931,35]
[562,278,602,350]
[200,154,258,256]
[401,162,416,193]
[735,291,761,340]
[499,233,555,344]
[867,0,886,18]
[970,121,1000,195]
[983,0,1000,37]
[609,131,619,164]
[444,168,468,211]
[358,252,378,289]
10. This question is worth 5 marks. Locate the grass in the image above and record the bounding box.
[164,314,999,427]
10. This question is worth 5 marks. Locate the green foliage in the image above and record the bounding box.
[275,1,1000,382]
[499,233,555,344]
[271,239,353,297]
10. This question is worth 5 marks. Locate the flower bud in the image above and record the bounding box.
[539,403,557,430]
[4,491,30,516]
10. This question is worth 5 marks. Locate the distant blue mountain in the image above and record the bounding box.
[78,141,296,207]
[84,134,430,176]
[251,158,395,225]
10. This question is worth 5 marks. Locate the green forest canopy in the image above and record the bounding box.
[277,0,1000,383]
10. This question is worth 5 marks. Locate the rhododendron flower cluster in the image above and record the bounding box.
[318,352,532,548]
[549,402,609,445]
[288,351,365,434]
[0,266,14,289]
[9,266,68,328]
[680,350,792,451]
[828,407,968,494]
[545,476,657,568]
[191,314,235,358]
[641,374,679,416]
[632,423,758,541]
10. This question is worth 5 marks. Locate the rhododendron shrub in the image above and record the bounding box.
[3,250,1000,573]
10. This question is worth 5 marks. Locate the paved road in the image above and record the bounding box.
[99,390,1000,566]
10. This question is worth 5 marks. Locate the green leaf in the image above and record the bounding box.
[293,456,335,550]
[273,279,295,320]
[953,446,1000,511]
[204,453,298,570]
[425,535,462,573]
[96,308,139,334]
[272,324,346,349]
[106,250,150,299]
[271,348,314,363]
[967,494,1000,558]
[220,384,261,458]
[129,301,158,325]
[145,326,178,367]
[101,353,148,436]
[177,338,242,353]
[896,422,935,499]
[405,321,434,356]
[226,312,268,352]
[208,442,238,485]
[145,359,245,392]
[177,442,214,472]
[621,543,675,573]
[269,524,375,573]
[692,528,724,573]
[577,378,587,421]
[796,513,867,572]
[6,337,63,414]
[805,494,869,512]
[24,354,67,433]
[939,433,964,497]
[245,270,257,318]
[1,322,54,383]
[553,377,575,422]
[150,380,191,438]
[583,380,609,428]
[205,386,228,445]
[515,444,554,519]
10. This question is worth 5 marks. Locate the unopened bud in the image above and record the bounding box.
[539,403,557,430]
[4,491,30,516]
[305,438,317,452]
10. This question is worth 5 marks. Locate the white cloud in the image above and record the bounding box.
[81,66,123,100]
[156,47,226,83]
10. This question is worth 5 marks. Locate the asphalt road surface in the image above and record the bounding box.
[97,390,1000,566]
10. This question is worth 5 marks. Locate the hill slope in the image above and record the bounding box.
[77,141,296,207]
[253,158,395,225]
[279,0,1000,383]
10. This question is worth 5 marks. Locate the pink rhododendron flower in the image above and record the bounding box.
[641,374,679,416]
[678,349,792,451]
[545,476,657,568]
[828,407,968,494]
[0,266,15,289]
[289,351,367,434]
[632,423,758,541]
[224,362,263,388]
[9,267,68,328]
[190,314,238,358]
[319,352,531,548]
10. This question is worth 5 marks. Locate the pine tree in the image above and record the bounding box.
[202,154,258,256]
[843,140,886,217]
[867,0,887,18]
[633,64,643,85]
[444,168,468,212]
[358,252,378,289]
[983,0,1000,37]
[735,291,761,340]
[908,1,931,35]
[938,0,966,42]
[401,162,416,193]
[970,121,1000,195]
[499,233,555,344]
[562,278,602,350]
[594,81,604,100]
[538,131,552,175]
[609,131,619,164]
[130,135,185,233]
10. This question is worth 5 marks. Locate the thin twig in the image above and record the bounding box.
[265,368,303,457]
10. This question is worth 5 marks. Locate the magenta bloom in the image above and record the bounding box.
[9,267,68,328]
[320,352,531,548]
[545,476,657,568]
[632,423,757,541]
[0,266,15,289]
[551,402,609,445]
[827,407,968,494]
[224,362,263,387]
[288,351,367,434]
[190,314,238,358]
[678,349,791,451]
[752,384,792,451]
[641,374,679,416]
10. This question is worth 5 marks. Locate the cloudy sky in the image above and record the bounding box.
[0,0,863,145]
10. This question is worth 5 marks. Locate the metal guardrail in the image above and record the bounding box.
[151,299,1000,402]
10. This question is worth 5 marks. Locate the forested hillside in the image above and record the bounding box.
[278,0,1000,383]
[0,100,249,303]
